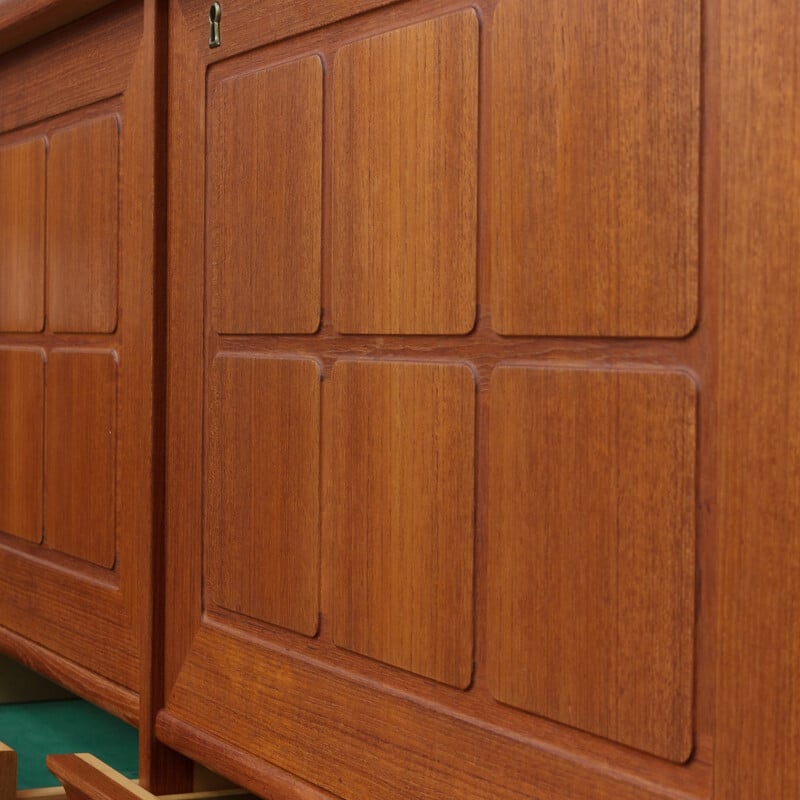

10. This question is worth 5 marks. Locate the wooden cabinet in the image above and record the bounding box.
[160,1,717,798]
[0,1,797,799]
[0,0,160,728]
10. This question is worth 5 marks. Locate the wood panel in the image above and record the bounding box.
[0,349,44,544]
[0,138,45,332]
[206,355,320,636]
[488,367,696,761]
[328,360,475,687]
[332,11,478,334]
[208,56,322,334]
[490,0,700,336]
[47,114,119,333]
[45,350,117,568]
[715,0,800,794]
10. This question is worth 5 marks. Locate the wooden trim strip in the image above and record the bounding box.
[47,755,155,800]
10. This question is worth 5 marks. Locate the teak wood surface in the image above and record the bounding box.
[44,351,118,567]
[714,0,800,796]
[48,754,160,800]
[489,0,699,337]
[328,360,476,688]
[0,138,45,332]
[0,0,162,748]
[488,367,697,761]
[208,55,323,335]
[0,350,44,543]
[206,355,321,637]
[160,0,725,797]
[0,0,797,799]
[47,116,120,334]
[0,0,115,55]
[331,11,478,334]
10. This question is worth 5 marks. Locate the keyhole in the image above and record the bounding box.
[209,2,221,49]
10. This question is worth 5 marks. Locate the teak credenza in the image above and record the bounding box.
[0,0,798,798]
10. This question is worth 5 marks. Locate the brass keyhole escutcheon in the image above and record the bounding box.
[209,2,221,49]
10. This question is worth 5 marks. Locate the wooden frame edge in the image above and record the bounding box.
[0,628,138,726]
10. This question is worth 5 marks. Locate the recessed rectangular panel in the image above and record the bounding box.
[332,12,478,334]
[490,0,699,336]
[0,349,44,542]
[45,350,117,567]
[47,115,119,333]
[206,355,320,636]
[328,360,475,687]
[0,139,45,332]
[208,56,322,333]
[487,367,696,761]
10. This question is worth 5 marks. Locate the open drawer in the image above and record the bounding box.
[47,755,250,800]
[1,747,248,800]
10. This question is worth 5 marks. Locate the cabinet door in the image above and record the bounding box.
[0,2,159,726]
[163,0,795,798]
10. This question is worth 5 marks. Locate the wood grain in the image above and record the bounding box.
[488,367,696,761]
[45,350,117,568]
[47,114,119,333]
[206,355,320,636]
[328,360,475,687]
[0,625,138,726]
[0,349,44,543]
[715,0,800,794]
[332,11,478,334]
[164,0,716,797]
[0,0,115,55]
[161,625,708,800]
[137,0,194,791]
[164,0,207,700]
[490,0,700,336]
[157,717,339,800]
[0,139,45,332]
[14,790,64,800]
[208,56,322,334]
[171,0,401,65]
[47,754,158,800]
[0,4,140,134]
[0,0,151,720]
[0,741,16,800]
